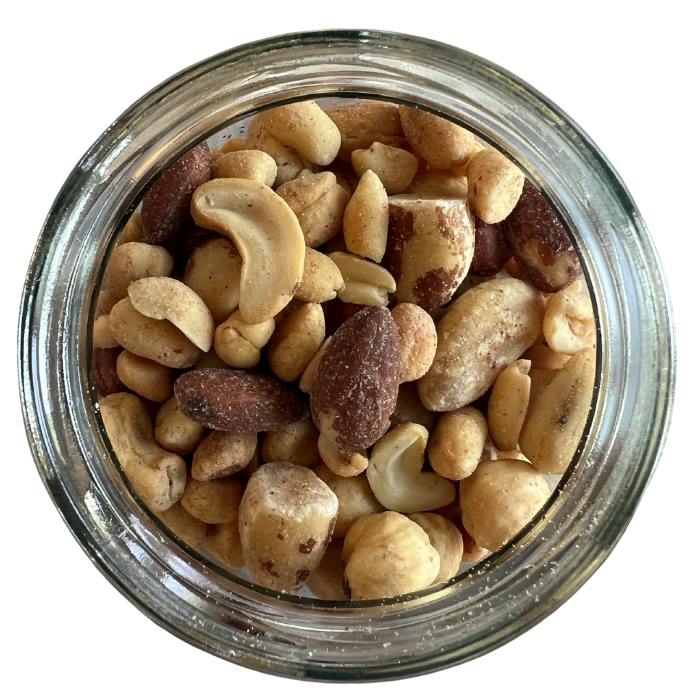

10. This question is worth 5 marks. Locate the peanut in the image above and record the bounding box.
[180,475,245,524]
[154,396,206,456]
[116,350,174,403]
[294,248,344,303]
[543,288,596,354]
[467,148,525,224]
[327,252,396,306]
[158,501,206,550]
[104,242,173,300]
[192,430,258,481]
[93,315,119,349]
[488,360,532,452]
[343,169,389,262]
[351,142,418,195]
[211,150,277,186]
[262,417,320,469]
[391,303,437,383]
[213,310,275,369]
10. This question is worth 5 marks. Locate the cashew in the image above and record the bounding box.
[213,310,275,368]
[427,406,488,480]
[115,350,173,403]
[104,242,173,300]
[467,148,525,224]
[190,178,305,324]
[262,417,320,469]
[407,513,463,584]
[306,539,346,600]
[391,303,437,383]
[117,211,145,246]
[488,359,532,452]
[299,337,331,393]
[327,252,396,306]
[294,248,344,303]
[211,150,277,186]
[206,521,245,568]
[192,430,258,481]
[543,288,596,354]
[317,433,368,478]
[93,315,119,348]
[158,501,206,550]
[351,142,418,195]
[180,475,245,524]
[154,396,206,455]
[343,169,389,262]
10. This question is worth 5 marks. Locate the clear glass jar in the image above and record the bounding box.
[19,30,674,681]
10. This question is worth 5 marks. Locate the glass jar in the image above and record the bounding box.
[19,30,674,681]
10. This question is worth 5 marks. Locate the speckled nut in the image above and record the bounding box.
[391,303,437,383]
[317,433,368,478]
[117,212,145,246]
[154,396,207,456]
[299,337,331,394]
[180,475,245,524]
[294,248,344,303]
[116,349,174,403]
[158,501,206,550]
[460,459,550,551]
[385,195,475,311]
[327,252,396,306]
[472,217,509,277]
[99,392,187,512]
[351,142,418,195]
[206,521,245,568]
[276,170,348,248]
[213,310,275,369]
[520,347,596,474]
[543,288,596,354]
[466,148,525,224]
[405,170,470,199]
[211,150,277,187]
[399,106,476,169]
[190,178,305,324]
[262,417,320,469]
[488,360,532,452]
[93,315,119,348]
[104,242,174,300]
[407,513,463,584]
[389,382,439,433]
[192,430,258,481]
[239,463,338,593]
[417,278,545,411]
[343,170,389,262]
[342,511,440,600]
[93,348,126,397]
[306,539,346,600]
[427,406,488,480]
[522,334,571,370]
[221,137,248,154]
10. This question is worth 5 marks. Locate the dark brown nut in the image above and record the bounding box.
[407,513,463,584]
[116,350,174,403]
[239,463,338,593]
[391,303,437,383]
[310,306,401,451]
[109,298,202,369]
[93,315,119,348]
[192,430,258,481]
[221,137,248,154]
[472,217,509,277]
[141,143,213,245]
[154,396,207,456]
[206,521,245,568]
[96,289,118,317]
[427,406,488,480]
[343,169,389,262]
[117,212,145,246]
[158,501,206,550]
[162,222,216,277]
[322,298,368,335]
[306,539,346,600]
[385,195,475,311]
[503,180,582,293]
[180,475,245,524]
[317,433,368,477]
[351,142,418,195]
[299,337,331,394]
[93,348,127,397]
[294,248,344,303]
[467,148,525,224]
[262,417,320,468]
[389,382,439,433]
[405,170,470,199]
[174,368,308,432]
[211,150,277,186]
[104,242,174,300]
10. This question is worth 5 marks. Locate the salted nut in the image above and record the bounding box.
[327,252,396,306]
[367,423,455,513]
[190,178,305,324]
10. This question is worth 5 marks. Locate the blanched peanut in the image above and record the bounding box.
[299,337,331,394]
[213,310,275,369]
[543,288,596,354]
[405,170,470,199]
[306,539,346,600]
[96,289,118,317]
[521,334,570,370]
[104,242,173,300]
[117,212,145,245]
[180,475,244,524]
[221,137,248,154]
[342,512,440,600]
[206,521,245,568]
[99,392,187,512]
[351,142,418,195]
[391,303,437,383]
[239,463,338,593]
[317,433,368,478]
[211,150,277,186]
[407,513,463,584]
[294,248,344,303]
[343,170,389,262]
[158,501,206,550]
[389,382,439,433]
[467,149,525,224]
[488,360,531,452]
[93,315,119,348]
[115,350,173,403]
[262,417,320,469]
[192,430,258,481]
[327,252,396,306]
[427,406,488,481]
[154,396,206,455]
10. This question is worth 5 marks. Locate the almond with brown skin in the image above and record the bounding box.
[472,217,509,277]
[93,348,127,397]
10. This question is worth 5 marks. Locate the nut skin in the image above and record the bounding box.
[488,359,532,452]
[180,475,245,524]
[427,406,488,480]
[205,521,245,568]
[466,148,525,224]
[192,430,258,481]
[116,350,174,403]
[351,142,418,195]
[391,303,437,383]
[211,149,277,187]
[262,417,320,469]
[294,249,344,303]
[343,169,389,262]
[104,242,174,300]
[407,513,463,584]
[154,396,207,456]
[93,348,127,397]
[472,217,509,277]
[158,501,207,550]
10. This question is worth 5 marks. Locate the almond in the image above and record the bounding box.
[93,348,126,397]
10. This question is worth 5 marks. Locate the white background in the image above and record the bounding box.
[2,1,696,697]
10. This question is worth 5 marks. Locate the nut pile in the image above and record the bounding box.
[94,99,596,601]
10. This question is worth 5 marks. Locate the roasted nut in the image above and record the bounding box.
[351,142,418,195]
[488,360,531,452]
[213,310,275,369]
[343,170,389,262]
[520,347,596,474]
[192,430,258,481]
[117,211,145,246]
[521,334,570,370]
[211,150,277,186]
[317,433,368,478]
[306,539,346,600]
[462,529,490,563]
[239,463,338,593]
[194,349,231,370]
[385,195,475,311]
[543,288,596,354]
[262,417,320,469]
[299,337,331,394]
[405,170,470,199]
[183,238,242,325]
[257,101,341,166]
[109,298,202,369]
[460,459,550,551]
[158,501,206,550]
[221,137,248,154]
[99,392,187,512]
[427,406,488,480]
[175,368,308,432]
[342,512,440,600]
[93,315,119,348]
[116,349,174,403]
[391,303,437,383]
[93,348,126,397]
[206,521,245,568]
[503,180,582,292]
[327,252,396,306]
[180,475,245,524]
[211,149,223,160]
[276,170,348,248]
[104,242,174,300]
[154,396,206,455]
[467,148,525,224]
[389,382,439,433]
[407,513,463,584]
[472,217,509,277]
[96,289,118,317]
[399,106,476,169]
[310,306,401,450]
[141,143,213,245]
[267,303,325,382]
[417,278,545,411]
[528,368,561,406]
[294,248,344,303]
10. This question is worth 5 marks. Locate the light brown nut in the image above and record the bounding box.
[93,315,119,348]
[417,278,545,411]
[180,475,245,524]
[528,369,561,411]
[192,430,258,481]
[262,417,319,469]
[109,298,202,369]
[462,529,490,563]
[104,242,174,300]
[333,171,354,198]
[206,521,245,568]
[405,170,470,199]
[239,463,338,592]
[342,512,440,600]
[116,349,174,403]
[221,138,248,154]
[519,347,596,474]
[315,464,384,538]
[295,248,344,303]
[93,348,127,397]
[158,501,206,550]
[117,212,145,246]
[299,337,331,394]
[213,310,275,368]
[460,459,550,551]
[391,303,437,383]
[325,101,408,161]
[257,101,341,166]
[343,170,389,262]
[467,148,525,224]
[239,443,262,482]
[306,539,346,600]
[488,360,532,452]
[472,217,509,277]
[521,334,570,370]
[389,382,439,433]
[211,148,223,160]
[351,142,418,195]
[96,289,118,317]
[317,434,368,477]
[427,406,488,480]
[407,513,463,584]
[399,106,476,169]
[267,303,326,382]
[310,306,401,451]
[191,178,305,323]
[99,393,187,512]
[385,195,475,311]
[327,252,396,306]
[211,149,277,187]
[543,289,595,354]
[154,396,207,455]
[194,349,231,370]
[183,238,242,325]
